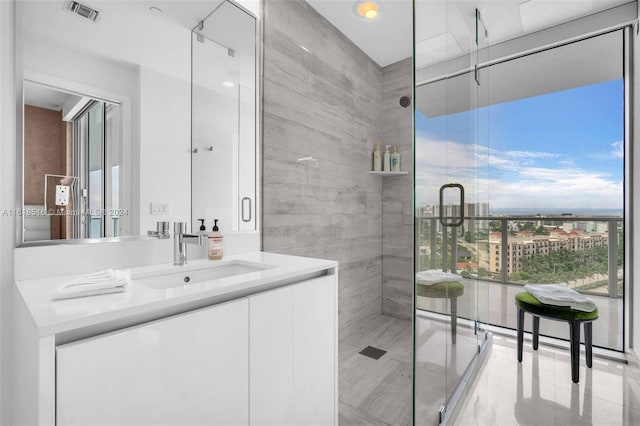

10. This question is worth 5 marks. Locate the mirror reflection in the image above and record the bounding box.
[191,0,257,233]
[23,81,124,241]
[18,0,258,245]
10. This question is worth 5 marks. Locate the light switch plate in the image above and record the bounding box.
[151,203,169,215]
[55,185,70,206]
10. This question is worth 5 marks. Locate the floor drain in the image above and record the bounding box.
[359,345,387,360]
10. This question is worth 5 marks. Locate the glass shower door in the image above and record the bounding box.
[474,8,491,373]
[414,2,490,424]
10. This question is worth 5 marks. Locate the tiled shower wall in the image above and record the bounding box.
[381,58,413,320]
[262,0,413,334]
[261,0,384,335]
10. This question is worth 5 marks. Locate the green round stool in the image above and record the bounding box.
[515,292,599,383]
[417,281,464,344]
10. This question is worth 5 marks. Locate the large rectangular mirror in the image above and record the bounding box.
[17,0,258,245]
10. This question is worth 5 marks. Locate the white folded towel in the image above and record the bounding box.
[416,269,463,285]
[524,284,597,312]
[55,269,131,300]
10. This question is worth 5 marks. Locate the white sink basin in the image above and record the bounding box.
[137,261,274,290]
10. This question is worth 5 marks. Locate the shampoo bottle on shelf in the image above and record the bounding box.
[391,145,400,172]
[208,219,223,260]
[373,143,382,171]
[383,145,391,172]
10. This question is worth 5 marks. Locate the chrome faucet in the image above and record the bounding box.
[148,221,171,239]
[173,222,205,265]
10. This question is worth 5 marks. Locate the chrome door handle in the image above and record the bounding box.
[439,183,464,227]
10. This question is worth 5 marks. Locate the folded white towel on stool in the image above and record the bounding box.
[524,284,597,312]
[416,269,463,285]
[55,269,131,300]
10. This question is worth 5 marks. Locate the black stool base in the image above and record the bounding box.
[516,307,594,384]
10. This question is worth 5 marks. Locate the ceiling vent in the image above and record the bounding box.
[66,1,100,22]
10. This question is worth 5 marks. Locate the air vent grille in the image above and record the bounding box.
[66,1,99,22]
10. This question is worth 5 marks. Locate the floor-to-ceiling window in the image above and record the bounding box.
[416,29,625,352]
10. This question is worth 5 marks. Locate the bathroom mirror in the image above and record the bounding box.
[17,0,258,244]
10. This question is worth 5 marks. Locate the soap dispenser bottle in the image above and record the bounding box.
[198,219,206,235]
[373,143,382,172]
[208,219,223,260]
[383,145,391,172]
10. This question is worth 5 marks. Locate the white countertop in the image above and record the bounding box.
[15,252,337,338]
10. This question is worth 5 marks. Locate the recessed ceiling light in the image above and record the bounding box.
[149,6,163,16]
[221,81,236,88]
[355,1,378,19]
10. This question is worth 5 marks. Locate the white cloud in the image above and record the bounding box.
[586,140,624,160]
[503,150,560,159]
[415,135,623,210]
[611,141,623,159]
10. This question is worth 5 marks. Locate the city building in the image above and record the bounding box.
[489,229,609,274]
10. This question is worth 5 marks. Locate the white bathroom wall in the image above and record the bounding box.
[0,1,16,423]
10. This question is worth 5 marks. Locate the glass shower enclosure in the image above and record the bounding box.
[414,2,491,424]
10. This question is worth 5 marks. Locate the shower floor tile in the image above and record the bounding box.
[340,315,412,425]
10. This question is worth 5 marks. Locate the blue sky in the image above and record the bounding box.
[415,79,624,211]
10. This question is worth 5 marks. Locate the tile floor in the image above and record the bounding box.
[339,314,413,426]
[339,314,483,425]
[339,314,640,426]
[456,334,640,425]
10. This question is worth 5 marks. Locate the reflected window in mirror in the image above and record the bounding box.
[23,81,124,242]
[74,100,122,238]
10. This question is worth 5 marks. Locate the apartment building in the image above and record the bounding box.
[489,229,609,274]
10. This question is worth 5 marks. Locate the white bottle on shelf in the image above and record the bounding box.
[373,143,382,171]
[391,145,400,172]
[383,145,391,172]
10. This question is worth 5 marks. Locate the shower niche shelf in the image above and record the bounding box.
[368,171,408,176]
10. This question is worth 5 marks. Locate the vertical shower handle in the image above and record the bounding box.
[439,183,465,227]
[241,197,252,222]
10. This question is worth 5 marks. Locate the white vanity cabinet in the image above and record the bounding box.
[249,275,336,425]
[56,298,249,426]
[12,253,338,426]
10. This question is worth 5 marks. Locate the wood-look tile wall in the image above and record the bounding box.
[263,0,415,331]
[262,0,385,335]
[381,58,413,320]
